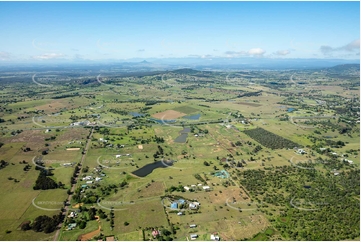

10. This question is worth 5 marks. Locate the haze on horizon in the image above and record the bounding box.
[0,1,359,64]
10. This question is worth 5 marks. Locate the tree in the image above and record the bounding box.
[79,221,87,229]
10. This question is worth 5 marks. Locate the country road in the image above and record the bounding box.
[53,127,94,241]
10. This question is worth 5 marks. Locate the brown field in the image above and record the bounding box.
[152,110,186,120]
[78,216,101,241]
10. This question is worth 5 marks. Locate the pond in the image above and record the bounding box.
[182,114,201,120]
[287,108,295,112]
[174,133,188,143]
[129,112,145,117]
[132,160,174,177]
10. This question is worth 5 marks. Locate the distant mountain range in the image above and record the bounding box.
[0,58,359,72]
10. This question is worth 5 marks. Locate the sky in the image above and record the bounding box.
[0,1,359,63]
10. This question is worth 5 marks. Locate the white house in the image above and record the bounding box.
[297,149,306,154]
[190,234,198,240]
[202,186,211,191]
[184,186,190,191]
[211,234,220,241]
[177,212,183,216]
[86,181,93,184]
[115,155,121,158]
[189,203,198,210]
[189,224,197,228]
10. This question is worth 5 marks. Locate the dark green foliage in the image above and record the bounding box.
[243,127,300,149]
[33,173,58,190]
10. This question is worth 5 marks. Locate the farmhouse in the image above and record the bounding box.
[203,186,211,191]
[297,149,306,154]
[189,224,197,228]
[210,234,220,241]
[184,186,190,191]
[115,155,121,158]
[152,230,160,238]
[189,203,198,210]
[190,234,198,240]
[67,223,77,230]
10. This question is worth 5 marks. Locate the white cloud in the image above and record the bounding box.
[0,51,11,60]
[320,39,360,55]
[248,48,266,56]
[275,50,291,56]
[224,48,266,57]
[32,53,66,60]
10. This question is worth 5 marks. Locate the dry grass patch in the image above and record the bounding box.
[152,110,186,120]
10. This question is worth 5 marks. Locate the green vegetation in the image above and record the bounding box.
[0,65,359,241]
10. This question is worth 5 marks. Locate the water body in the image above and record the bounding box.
[132,160,174,177]
[174,133,188,143]
[287,108,295,112]
[183,114,201,120]
[129,112,145,117]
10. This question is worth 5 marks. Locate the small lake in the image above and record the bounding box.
[287,108,295,112]
[132,160,174,177]
[183,114,201,120]
[174,133,188,143]
[129,112,145,117]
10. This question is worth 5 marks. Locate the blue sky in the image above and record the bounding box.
[0,1,359,63]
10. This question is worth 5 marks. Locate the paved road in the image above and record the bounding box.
[53,127,94,241]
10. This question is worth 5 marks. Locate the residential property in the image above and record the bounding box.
[152,230,160,238]
[189,224,197,228]
[86,181,93,184]
[203,186,211,191]
[105,236,115,241]
[297,149,306,154]
[211,234,220,241]
[171,202,178,209]
[67,223,77,230]
[190,234,198,240]
[189,203,198,210]
[115,155,121,158]
[177,212,183,216]
[184,186,190,191]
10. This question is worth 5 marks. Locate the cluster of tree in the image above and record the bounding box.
[33,170,59,190]
[166,184,185,193]
[153,135,165,143]
[21,213,64,233]
[153,145,164,159]
[0,159,9,169]
[194,173,206,184]
[243,127,300,149]
[238,165,360,241]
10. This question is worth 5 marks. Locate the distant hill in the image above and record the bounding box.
[326,64,360,72]
[171,68,201,75]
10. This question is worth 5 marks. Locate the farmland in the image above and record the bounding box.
[0,64,359,241]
